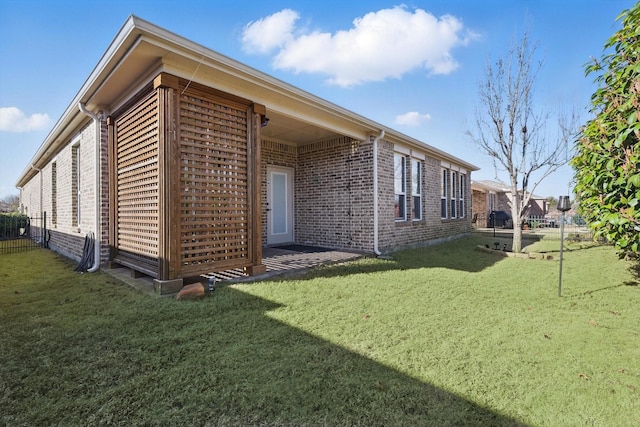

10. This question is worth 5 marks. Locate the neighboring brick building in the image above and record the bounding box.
[471,180,548,228]
[16,16,477,289]
[471,180,511,227]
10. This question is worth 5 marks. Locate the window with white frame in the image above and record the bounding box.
[51,162,57,225]
[459,173,466,218]
[450,170,458,218]
[441,164,467,220]
[441,168,448,219]
[72,143,80,227]
[394,153,406,220]
[411,158,422,220]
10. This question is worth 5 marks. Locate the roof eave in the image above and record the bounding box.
[16,15,479,187]
[130,16,479,170]
[15,16,143,187]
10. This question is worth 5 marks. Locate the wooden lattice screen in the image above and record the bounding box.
[113,90,160,273]
[178,85,250,276]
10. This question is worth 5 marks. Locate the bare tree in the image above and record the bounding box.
[0,194,20,213]
[466,31,575,253]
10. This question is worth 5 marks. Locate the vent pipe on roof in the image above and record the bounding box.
[78,103,101,273]
[372,130,385,256]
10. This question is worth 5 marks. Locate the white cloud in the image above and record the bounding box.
[395,111,432,126]
[0,107,50,132]
[241,9,300,54]
[241,6,475,87]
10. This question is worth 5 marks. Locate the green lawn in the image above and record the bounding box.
[1,235,638,426]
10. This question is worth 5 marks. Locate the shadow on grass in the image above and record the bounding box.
[279,235,538,281]
[580,283,633,295]
[1,267,525,426]
[168,287,523,425]
[627,259,640,286]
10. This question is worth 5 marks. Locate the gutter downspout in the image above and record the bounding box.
[372,130,385,256]
[78,103,101,273]
[29,164,43,219]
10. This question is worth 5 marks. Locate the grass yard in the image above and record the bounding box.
[1,235,638,426]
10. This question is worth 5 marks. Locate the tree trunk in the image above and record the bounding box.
[511,206,523,253]
[510,182,524,253]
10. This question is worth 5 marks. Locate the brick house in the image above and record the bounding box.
[16,16,477,289]
[471,180,548,227]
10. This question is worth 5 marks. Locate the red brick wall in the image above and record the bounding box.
[20,119,103,263]
[262,137,374,250]
[261,137,472,253]
[296,137,374,250]
[377,142,472,252]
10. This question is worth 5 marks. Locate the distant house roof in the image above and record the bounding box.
[472,180,548,200]
[471,180,509,193]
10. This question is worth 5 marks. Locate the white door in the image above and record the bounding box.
[267,166,294,245]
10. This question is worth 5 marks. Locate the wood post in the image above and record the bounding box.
[155,73,179,281]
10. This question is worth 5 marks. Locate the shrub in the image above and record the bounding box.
[0,213,30,239]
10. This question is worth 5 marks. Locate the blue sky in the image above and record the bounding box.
[0,0,634,200]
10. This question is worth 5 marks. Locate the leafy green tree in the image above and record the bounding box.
[572,4,640,258]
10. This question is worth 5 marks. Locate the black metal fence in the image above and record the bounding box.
[474,212,594,241]
[523,214,594,241]
[0,213,49,255]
